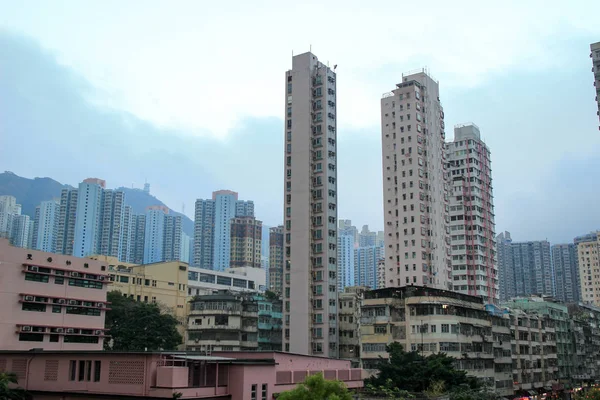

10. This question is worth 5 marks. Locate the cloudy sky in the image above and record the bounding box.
[1,0,599,243]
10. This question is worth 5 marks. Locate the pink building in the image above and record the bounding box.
[0,350,363,399]
[0,239,109,350]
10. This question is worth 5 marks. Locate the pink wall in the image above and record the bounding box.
[214,351,352,371]
[0,239,108,350]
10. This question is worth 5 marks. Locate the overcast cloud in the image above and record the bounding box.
[0,0,599,243]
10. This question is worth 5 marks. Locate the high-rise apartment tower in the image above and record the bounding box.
[381,70,451,290]
[446,123,498,303]
[283,52,338,357]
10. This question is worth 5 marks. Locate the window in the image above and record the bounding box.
[251,384,257,400]
[22,303,46,312]
[78,360,86,381]
[94,361,101,382]
[25,273,49,283]
[19,332,44,342]
[69,360,77,381]
[441,324,449,333]
[64,335,99,344]
[262,384,268,400]
[375,325,387,334]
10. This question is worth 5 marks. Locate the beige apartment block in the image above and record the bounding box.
[446,123,498,303]
[230,216,262,269]
[381,70,451,290]
[577,232,600,305]
[359,286,499,389]
[283,52,338,357]
[338,286,367,366]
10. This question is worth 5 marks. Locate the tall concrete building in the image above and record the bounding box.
[282,52,338,357]
[576,231,600,305]
[33,200,60,253]
[230,216,262,269]
[56,188,78,256]
[120,205,133,263]
[591,42,600,128]
[73,178,105,257]
[192,199,215,269]
[446,123,498,303]
[358,225,377,247]
[0,195,20,238]
[354,245,383,289]
[98,189,125,259]
[268,225,284,294]
[192,190,254,271]
[129,214,146,264]
[337,232,355,291]
[496,231,553,301]
[10,214,31,248]
[143,205,168,264]
[552,243,580,303]
[163,214,183,262]
[381,70,451,290]
[338,219,358,246]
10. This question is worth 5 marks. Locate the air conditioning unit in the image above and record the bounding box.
[96,303,104,308]
[70,272,80,277]
[29,266,39,272]
[69,300,78,305]
[24,295,35,301]
[58,299,66,304]
[55,328,64,333]
[94,330,103,335]
[21,326,32,332]
[99,276,105,281]
[66,328,75,334]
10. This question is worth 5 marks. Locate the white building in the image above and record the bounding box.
[381,70,451,290]
[187,265,267,296]
[10,214,31,248]
[0,195,20,239]
[282,51,338,357]
[33,200,60,253]
[446,123,498,304]
[337,232,355,291]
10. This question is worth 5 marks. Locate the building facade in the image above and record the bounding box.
[129,214,146,265]
[354,245,383,289]
[143,206,168,264]
[98,190,125,259]
[497,231,553,301]
[119,205,133,263]
[0,350,362,400]
[268,225,284,294]
[256,294,283,351]
[187,265,266,296]
[0,239,109,350]
[33,200,60,253]
[0,195,19,238]
[230,216,262,269]
[73,179,105,258]
[592,41,600,129]
[338,286,366,366]
[56,188,78,256]
[192,191,254,271]
[339,219,358,246]
[187,291,259,352]
[577,232,600,305]
[283,52,338,357]
[552,243,580,303]
[337,231,355,291]
[381,70,451,290]
[10,214,31,248]
[447,123,498,303]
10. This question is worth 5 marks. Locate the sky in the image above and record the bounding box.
[0,0,599,243]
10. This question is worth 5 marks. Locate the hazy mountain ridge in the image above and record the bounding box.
[0,171,194,236]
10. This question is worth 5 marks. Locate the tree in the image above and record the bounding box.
[366,343,480,394]
[0,372,31,400]
[104,291,183,351]
[277,373,353,400]
[575,388,600,400]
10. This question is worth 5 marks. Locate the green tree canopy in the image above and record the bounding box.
[0,372,31,400]
[104,291,183,351]
[277,373,353,400]
[366,342,480,394]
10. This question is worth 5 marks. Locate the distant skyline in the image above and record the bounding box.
[1,1,600,244]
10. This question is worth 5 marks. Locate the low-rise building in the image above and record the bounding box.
[485,304,514,396]
[187,291,259,352]
[256,294,283,351]
[506,307,559,395]
[103,260,189,325]
[339,286,367,366]
[187,265,267,296]
[360,286,497,388]
[0,350,363,399]
[568,303,600,385]
[0,239,109,350]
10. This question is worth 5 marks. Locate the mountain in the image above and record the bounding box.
[0,171,194,237]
